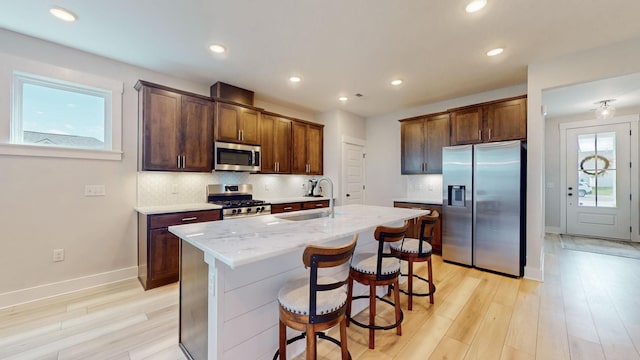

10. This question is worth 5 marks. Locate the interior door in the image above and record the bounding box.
[566,123,631,239]
[342,142,365,205]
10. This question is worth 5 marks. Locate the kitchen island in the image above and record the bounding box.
[169,204,429,360]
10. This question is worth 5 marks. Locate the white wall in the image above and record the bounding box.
[318,109,366,204]
[527,36,640,281]
[0,29,215,306]
[365,84,527,207]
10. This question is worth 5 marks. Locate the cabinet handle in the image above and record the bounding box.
[488,128,492,139]
[478,129,482,140]
[177,156,181,169]
[315,204,323,207]
[238,130,242,141]
[182,217,197,221]
[241,130,244,141]
[182,155,186,168]
[284,206,293,210]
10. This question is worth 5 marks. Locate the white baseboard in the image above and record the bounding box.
[545,226,562,234]
[0,266,138,309]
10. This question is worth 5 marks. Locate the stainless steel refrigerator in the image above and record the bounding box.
[442,140,526,277]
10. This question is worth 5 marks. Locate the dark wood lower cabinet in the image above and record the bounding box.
[138,209,221,290]
[271,200,329,213]
[393,202,443,255]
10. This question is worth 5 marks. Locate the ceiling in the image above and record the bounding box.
[2,0,640,118]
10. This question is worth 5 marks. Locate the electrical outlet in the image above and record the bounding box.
[53,248,64,262]
[171,183,179,194]
[264,184,269,191]
[85,185,106,196]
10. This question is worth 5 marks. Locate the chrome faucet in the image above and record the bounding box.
[315,176,334,218]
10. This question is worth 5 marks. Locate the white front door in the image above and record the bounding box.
[566,122,631,239]
[342,141,365,205]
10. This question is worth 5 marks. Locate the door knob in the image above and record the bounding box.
[568,193,573,196]
[346,193,351,197]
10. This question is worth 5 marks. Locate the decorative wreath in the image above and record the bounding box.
[580,154,610,176]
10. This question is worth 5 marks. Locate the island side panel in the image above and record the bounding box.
[180,240,209,359]
[216,228,386,360]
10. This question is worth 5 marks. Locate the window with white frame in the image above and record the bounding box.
[12,72,113,151]
[0,55,123,161]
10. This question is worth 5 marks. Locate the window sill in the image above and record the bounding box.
[0,143,123,161]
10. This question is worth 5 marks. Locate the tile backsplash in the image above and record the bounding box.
[405,174,443,201]
[137,171,316,206]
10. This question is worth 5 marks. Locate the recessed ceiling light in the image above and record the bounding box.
[49,7,77,22]
[289,76,302,83]
[209,44,226,54]
[486,47,504,56]
[465,0,487,13]
[338,96,348,102]
[391,79,403,86]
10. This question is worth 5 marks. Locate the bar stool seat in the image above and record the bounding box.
[350,253,401,275]
[389,211,439,310]
[275,235,358,360]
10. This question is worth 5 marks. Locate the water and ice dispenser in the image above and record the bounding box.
[448,185,466,207]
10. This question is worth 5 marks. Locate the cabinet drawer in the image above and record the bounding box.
[271,203,303,213]
[149,210,221,229]
[302,200,329,210]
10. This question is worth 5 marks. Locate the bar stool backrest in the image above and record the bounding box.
[303,235,358,323]
[416,211,439,256]
[373,221,410,281]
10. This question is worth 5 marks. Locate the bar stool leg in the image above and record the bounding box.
[346,277,353,327]
[306,325,316,360]
[279,320,287,359]
[393,278,402,336]
[369,283,376,349]
[408,260,414,310]
[428,257,434,304]
[340,317,349,359]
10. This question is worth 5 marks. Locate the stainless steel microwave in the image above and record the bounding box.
[214,141,261,172]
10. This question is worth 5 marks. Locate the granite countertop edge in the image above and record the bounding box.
[393,198,443,205]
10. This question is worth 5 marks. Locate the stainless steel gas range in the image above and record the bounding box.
[206,184,271,219]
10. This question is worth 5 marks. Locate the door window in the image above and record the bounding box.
[577,132,616,208]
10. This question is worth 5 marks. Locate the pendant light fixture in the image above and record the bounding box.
[594,99,616,120]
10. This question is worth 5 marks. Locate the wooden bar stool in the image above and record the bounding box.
[275,235,358,360]
[345,222,409,349]
[389,211,439,310]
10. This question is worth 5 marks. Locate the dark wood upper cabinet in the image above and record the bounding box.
[260,113,292,174]
[292,121,323,175]
[136,81,213,172]
[450,95,526,145]
[400,112,450,174]
[215,102,260,145]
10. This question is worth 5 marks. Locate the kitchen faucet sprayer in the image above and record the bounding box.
[315,176,334,218]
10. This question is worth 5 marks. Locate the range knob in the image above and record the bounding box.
[231,209,238,215]
[246,208,252,213]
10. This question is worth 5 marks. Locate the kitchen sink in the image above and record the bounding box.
[275,211,331,221]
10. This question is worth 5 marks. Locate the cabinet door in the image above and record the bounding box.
[450,107,483,145]
[425,113,450,174]
[260,114,276,173]
[274,117,292,173]
[485,97,527,142]
[181,96,214,172]
[400,118,425,174]
[148,228,180,283]
[216,103,241,142]
[306,124,323,175]
[291,121,308,174]
[260,114,291,173]
[239,108,260,144]
[142,87,181,170]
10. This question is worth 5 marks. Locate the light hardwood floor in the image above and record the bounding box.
[2,234,639,360]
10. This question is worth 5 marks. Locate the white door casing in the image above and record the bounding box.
[560,115,639,241]
[341,137,365,205]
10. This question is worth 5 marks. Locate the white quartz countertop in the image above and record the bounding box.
[169,204,428,269]
[135,203,222,215]
[265,196,331,204]
[393,198,443,205]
